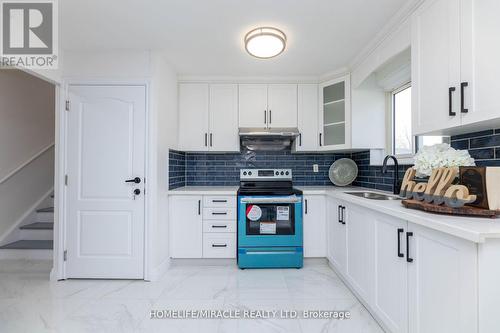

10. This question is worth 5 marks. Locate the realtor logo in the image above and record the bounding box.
[0,0,58,68]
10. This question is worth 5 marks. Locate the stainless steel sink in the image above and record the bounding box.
[344,191,402,201]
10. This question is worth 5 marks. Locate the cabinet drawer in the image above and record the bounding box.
[203,196,236,208]
[203,220,236,233]
[203,233,236,258]
[203,207,236,220]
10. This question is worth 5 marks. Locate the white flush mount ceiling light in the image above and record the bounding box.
[244,27,287,59]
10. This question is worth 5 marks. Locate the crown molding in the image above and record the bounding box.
[177,75,320,84]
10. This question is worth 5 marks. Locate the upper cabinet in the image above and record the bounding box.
[178,83,239,152]
[294,84,319,151]
[319,75,351,150]
[412,0,500,135]
[238,84,297,129]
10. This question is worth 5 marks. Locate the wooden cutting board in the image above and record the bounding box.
[402,199,499,218]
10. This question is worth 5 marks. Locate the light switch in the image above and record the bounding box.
[313,164,319,173]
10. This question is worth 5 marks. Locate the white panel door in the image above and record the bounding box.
[345,204,375,302]
[238,84,268,128]
[296,84,319,151]
[178,83,209,151]
[408,224,477,333]
[327,198,347,273]
[209,84,239,152]
[65,85,146,279]
[169,196,203,258]
[373,212,409,333]
[267,84,298,128]
[412,0,461,135]
[303,195,326,257]
[460,0,500,125]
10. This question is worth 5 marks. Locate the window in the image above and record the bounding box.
[391,83,449,158]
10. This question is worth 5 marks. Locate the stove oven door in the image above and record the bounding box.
[237,195,303,247]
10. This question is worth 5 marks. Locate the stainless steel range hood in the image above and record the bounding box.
[239,127,300,151]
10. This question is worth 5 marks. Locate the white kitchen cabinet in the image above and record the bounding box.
[412,0,500,135]
[344,203,374,303]
[303,195,326,257]
[209,84,239,151]
[178,83,239,152]
[294,84,319,151]
[169,195,203,258]
[238,84,268,128]
[238,84,297,129]
[327,197,347,273]
[407,223,477,333]
[372,212,409,333]
[267,84,297,128]
[319,75,351,150]
[178,83,210,151]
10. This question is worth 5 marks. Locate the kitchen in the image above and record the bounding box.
[1,0,500,332]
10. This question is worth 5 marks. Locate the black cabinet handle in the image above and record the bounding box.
[198,200,201,215]
[406,232,413,263]
[212,212,228,215]
[448,87,456,116]
[264,110,267,124]
[319,133,322,146]
[337,205,342,223]
[341,206,346,225]
[299,133,302,146]
[212,200,227,203]
[125,177,141,184]
[212,225,227,228]
[269,110,272,124]
[212,244,227,248]
[210,133,213,147]
[204,133,208,146]
[305,199,308,214]
[461,82,469,113]
[397,228,404,258]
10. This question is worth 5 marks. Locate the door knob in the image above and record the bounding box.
[125,177,141,184]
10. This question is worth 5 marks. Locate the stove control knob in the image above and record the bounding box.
[285,171,289,175]
[275,171,279,176]
[243,171,247,176]
[280,171,284,175]
[248,171,252,176]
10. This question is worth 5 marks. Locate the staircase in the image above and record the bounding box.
[0,196,54,259]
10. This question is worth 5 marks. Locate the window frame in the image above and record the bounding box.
[391,82,415,160]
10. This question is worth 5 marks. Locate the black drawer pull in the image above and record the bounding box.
[212,212,228,215]
[406,232,414,263]
[198,200,201,215]
[448,87,456,116]
[212,225,227,228]
[461,82,468,113]
[212,200,228,203]
[305,199,308,214]
[212,244,227,248]
[341,206,346,225]
[337,205,342,223]
[397,228,404,258]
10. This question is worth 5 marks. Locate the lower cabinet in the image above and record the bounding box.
[328,200,478,333]
[303,195,326,257]
[170,194,236,259]
[169,195,203,258]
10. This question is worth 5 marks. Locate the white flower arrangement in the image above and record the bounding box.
[413,143,475,178]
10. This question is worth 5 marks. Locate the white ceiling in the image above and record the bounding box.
[61,0,414,76]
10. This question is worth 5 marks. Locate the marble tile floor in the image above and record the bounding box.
[0,259,384,333]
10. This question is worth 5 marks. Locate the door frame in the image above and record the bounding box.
[53,79,151,281]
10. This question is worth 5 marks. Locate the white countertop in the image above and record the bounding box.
[169,185,500,243]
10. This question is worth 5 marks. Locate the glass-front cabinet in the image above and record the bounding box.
[319,75,351,150]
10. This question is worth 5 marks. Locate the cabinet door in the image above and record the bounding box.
[238,84,268,128]
[169,196,203,258]
[327,198,347,273]
[345,203,374,302]
[295,84,319,151]
[303,195,326,257]
[178,83,209,151]
[373,213,409,333]
[267,84,298,128]
[319,75,351,149]
[407,224,477,333]
[460,0,500,125]
[209,84,239,152]
[411,0,461,135]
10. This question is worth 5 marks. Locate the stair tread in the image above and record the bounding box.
[20,222,54,230]
[0,240,53,250]
[37,207,54,213]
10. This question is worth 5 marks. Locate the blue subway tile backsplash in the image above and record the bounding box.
[169,128,500,192]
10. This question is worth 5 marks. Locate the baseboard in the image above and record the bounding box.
[0,187,54,246]
[147,257,171,281]
[0,249,52,260]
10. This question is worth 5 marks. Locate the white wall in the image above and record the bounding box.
[0,70,55,181]
[0,69,55,241]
